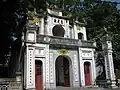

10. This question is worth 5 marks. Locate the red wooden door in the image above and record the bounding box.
[35,61,42,90]
[64,72,70,87]
[63,58,70,87]
[84,62,91,86]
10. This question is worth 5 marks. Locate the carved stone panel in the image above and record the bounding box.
[26,46,35,89]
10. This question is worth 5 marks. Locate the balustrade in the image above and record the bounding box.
[0,81,22,90]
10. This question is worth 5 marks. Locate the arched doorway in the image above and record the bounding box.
[52,25,65,37]
[35,60,43,90]
[55,56,71,87]
[84,62,91,86]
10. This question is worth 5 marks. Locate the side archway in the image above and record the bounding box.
[84,62,91,86]
[35,60,43,90]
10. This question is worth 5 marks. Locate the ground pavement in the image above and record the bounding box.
[55,86,120,90]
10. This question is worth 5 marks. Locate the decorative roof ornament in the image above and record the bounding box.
[57,49,69,55]
[33,17,39,23]
[76,25,81,30]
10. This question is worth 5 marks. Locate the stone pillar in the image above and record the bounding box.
[66,20,70,38]
[103,41,117,88]
[73,54,80,87]
[91,49,97,86]
[44,19,48,35]
[78,48,85,86]
[16,72,22,82]
[45,45,50,89]
[40,18,44,35]
[46,16,51,36]
[24,23,36,90]
[74,23,78,39]
[49,52,55,89]
[24,44,35,90]
[16,72,23,90]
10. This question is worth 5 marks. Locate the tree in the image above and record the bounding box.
[0,0,27,76]
[85,2,120,70]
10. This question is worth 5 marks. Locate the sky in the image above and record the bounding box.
[112,0,120,10]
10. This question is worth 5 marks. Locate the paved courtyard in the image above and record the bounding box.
[55,86,120,90]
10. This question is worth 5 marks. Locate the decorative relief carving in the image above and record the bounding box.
[45,46,50,84]
[33,17,39,23]
[50,53,54,83]
[82,51,92,59]
[57,49,69,55]
[27,48,34,87]
[35,48,45,56]
[73,54,78,82]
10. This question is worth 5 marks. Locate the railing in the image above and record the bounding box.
[96,80,108,88]
[0,81,22,90]
[81,40,96,48]
[96,80,117,88]
[37,35,96,48]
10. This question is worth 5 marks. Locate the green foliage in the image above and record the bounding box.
[27,10,35,19]
[83,2,120,69]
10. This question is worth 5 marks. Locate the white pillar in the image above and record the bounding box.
[103,41,117,88]
[40,18,44,35]
[49,52,55,89]
[73,54,80,87]
[67,20,70,38]
[74,24,78,39]
[46,16,51,36]
[45,45,50,89]
[91,49,97,85]
[107,49,116,88]
[78,48,85,86]
[25,44,35,90]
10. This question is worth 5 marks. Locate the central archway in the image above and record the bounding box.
[55,55,72,87]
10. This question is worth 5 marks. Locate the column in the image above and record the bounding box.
[103,41,117,88]
[49,52,55,89]
[104,54,110,80]
[91,49,97,85]
[73,54,80,87]
[40,18,44,35]
[107,49,116,88]
[45,45,50,89]
[74,24,78,39]
[46,16,51,36]
[78,48,85,86]
[25,45,35,90]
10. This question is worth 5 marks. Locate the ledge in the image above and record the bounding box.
[36,35,96,48]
